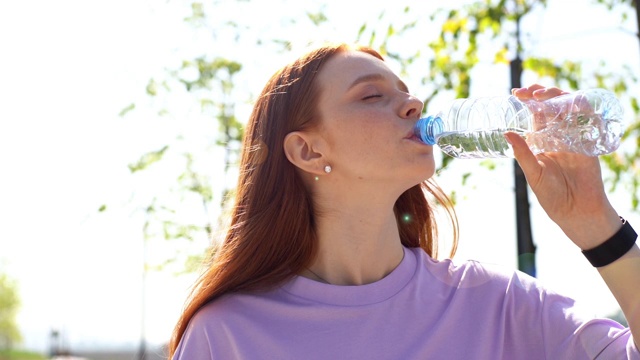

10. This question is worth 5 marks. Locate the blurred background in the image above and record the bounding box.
[1,0,639,359]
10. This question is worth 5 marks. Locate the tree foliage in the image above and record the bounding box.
[117,0,640,271]
[0,274,21,350]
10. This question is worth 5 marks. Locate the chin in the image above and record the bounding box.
[404,169,436,189]
[415,160,436,181]
[391,158,436,186]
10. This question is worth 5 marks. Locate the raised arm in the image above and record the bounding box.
[506,85,639,349]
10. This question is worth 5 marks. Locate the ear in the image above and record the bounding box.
[283,131,327,175]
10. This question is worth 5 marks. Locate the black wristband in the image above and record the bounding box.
[582,218,637,268]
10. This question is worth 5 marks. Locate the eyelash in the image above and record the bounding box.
[362,94,382,100]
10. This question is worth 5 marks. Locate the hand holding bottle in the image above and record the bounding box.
[506,85,621,250]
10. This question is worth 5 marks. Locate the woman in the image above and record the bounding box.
[169,43,639,359]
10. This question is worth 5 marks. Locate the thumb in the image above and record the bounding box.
[505,132,541,182]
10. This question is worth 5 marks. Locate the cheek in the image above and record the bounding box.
[322,114,396,163]
[334,125,381,154]
[337,117,390,144]
[336,133,396,174]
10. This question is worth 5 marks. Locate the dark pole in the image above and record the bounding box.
[137,221,148,360]
[511,8,536,277]
[634,0,639,47]
[137,267,147,360]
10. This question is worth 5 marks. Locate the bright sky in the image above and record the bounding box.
[1,0,639,354]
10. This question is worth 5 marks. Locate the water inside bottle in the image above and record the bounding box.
[437,112,621,158]
[525,112,622,156]
[437,128,526,159]
[432,89,624,158]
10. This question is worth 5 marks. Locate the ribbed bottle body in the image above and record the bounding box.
[435,96,530,159]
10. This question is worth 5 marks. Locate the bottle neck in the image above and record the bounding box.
[415,116,444,145]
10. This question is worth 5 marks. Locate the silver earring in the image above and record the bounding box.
[324,165,332,174]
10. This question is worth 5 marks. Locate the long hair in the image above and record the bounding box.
[168,43,458,358]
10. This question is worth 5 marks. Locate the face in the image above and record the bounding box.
[313,50,435,192]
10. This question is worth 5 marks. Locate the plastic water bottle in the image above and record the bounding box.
[414,88,625,159]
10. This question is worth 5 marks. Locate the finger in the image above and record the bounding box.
[505,132,541,183]
[513,84,545,101]
[526,84,545,92]
[532,87,569,101]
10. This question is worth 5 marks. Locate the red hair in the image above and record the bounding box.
[167,43,458,358]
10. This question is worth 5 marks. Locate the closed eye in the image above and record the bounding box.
[362,94,382,100]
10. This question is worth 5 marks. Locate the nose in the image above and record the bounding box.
[400,94,424,120]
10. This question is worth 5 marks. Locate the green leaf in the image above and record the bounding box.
[128,145,169,173]
[356,23,367,42]
[184,2,205,23]
[118,103,135,117]
[461,172,471,185]
[146,79,158,96]
[306,11,327,26]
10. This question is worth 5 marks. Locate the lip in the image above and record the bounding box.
[404,129,424,143]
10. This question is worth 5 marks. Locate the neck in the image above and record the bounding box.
[304,203,404,286]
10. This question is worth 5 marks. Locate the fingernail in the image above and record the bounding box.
[504,133,513,144]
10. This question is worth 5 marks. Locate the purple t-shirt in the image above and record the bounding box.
[174,247,639,359]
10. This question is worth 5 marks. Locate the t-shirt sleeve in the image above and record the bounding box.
[540,288,639,359]
[172,301,246,360]
[506,269,640,359]
[172,314,215,360]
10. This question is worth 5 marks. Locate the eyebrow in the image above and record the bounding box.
[347,73,410,93]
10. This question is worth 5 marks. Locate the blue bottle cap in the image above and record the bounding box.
[415,116,444,145]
